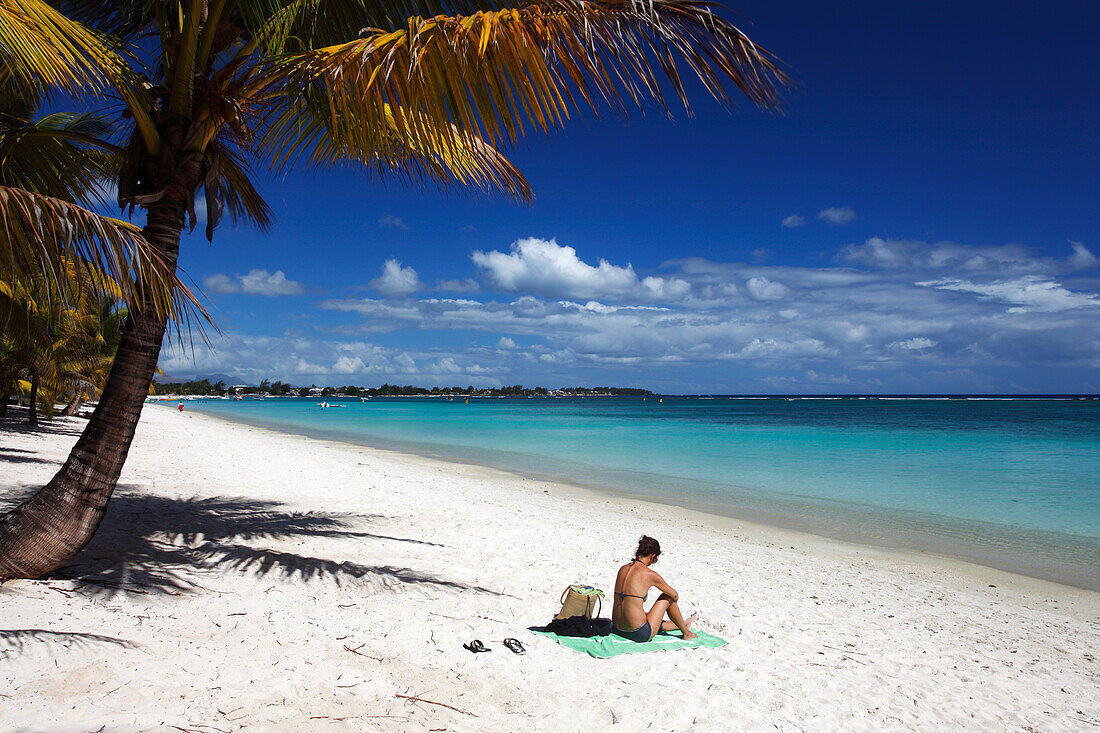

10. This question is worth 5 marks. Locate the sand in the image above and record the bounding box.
[1,406,1098,732]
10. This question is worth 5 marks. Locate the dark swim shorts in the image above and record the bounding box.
[612,621,652,643]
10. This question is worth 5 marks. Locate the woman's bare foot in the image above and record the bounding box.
[681,612,698,640]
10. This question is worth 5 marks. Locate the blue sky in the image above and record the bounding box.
[160,0,1099,393]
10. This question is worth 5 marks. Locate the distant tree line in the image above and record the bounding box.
[561,386,652,396]
[152,380,653,397]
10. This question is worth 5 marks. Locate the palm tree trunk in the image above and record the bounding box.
[27,373,39,427]
[0,392,8,418]
[0,201,185,579]
[60,392,85,417]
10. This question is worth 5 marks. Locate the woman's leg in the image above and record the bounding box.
[646,594,697,640]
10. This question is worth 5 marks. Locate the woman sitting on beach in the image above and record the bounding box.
[612,535,697,642]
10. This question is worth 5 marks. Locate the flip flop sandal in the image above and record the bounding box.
[503,638,526,655]
[463,639,491,653]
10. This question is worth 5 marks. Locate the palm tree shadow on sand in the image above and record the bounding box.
[0,413,86,438]
[0,628,136,659]
[0,447,57,465]
[1,485,501,598]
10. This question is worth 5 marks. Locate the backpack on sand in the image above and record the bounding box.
[555,584,604,619]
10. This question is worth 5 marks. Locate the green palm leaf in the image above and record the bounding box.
[0,104,120,208]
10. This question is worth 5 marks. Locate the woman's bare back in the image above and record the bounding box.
[612,561,653,631]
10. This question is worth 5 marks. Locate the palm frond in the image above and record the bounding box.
[261,96,533,200]
[0,185,205,326]
[49,1,148,41]
[0,108,118,207]
[256,0,792,167]
[234,0,515,56]
[0,0,130,92]
[200,139,274,240]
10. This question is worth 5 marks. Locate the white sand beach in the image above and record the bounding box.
[2,406,1098,731]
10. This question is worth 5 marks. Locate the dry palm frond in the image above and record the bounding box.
[200,140,274,241]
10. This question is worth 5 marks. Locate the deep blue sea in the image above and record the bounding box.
[173,396,1100,589]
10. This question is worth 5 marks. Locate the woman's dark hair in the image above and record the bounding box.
[635,535,661,559]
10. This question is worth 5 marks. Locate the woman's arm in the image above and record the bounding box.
[648,569,679,602]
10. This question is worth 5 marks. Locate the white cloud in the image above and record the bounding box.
[378,215,409,230]
[436,278,480,293]
[203,273,239,294]
[781,214,806,228]
[497,337,516,349]
[370,259,422,297]
[696,283,740,301]
[472,237,688,302]
[804,370,851,385]
[641,276,691,301]
[817,207,857,225]
[1068,241,1097,270]
[889,337,937,351]
[746,276,789,300]
[428,357,466,374]
[333,356,366,373]
[473,237,634,298]
[738,338,835,359]
[203,270,305,296]
[838,237,915,269]
[294,359,329,375]
[917,276,1100,313]
[839,237,1039,272]
[239,269,306,296]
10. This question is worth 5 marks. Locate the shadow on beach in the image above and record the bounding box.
[0,410,87,438]
[0,448,58,465]
[0,484,501,599]
[0,628,137,659]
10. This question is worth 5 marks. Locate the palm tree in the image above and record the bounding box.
[57,293,127,416]
[1,252,129,425]
[0,268,64,426]
[0,79,127,425]
[0,0,790,579]
[1,1,189,314]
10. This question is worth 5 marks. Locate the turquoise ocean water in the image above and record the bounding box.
[175,396,1100,589]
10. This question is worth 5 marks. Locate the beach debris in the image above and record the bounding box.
[396,693,478,717]
[343,643,383,661]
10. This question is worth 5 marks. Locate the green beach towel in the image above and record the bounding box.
[532,628,726,658]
